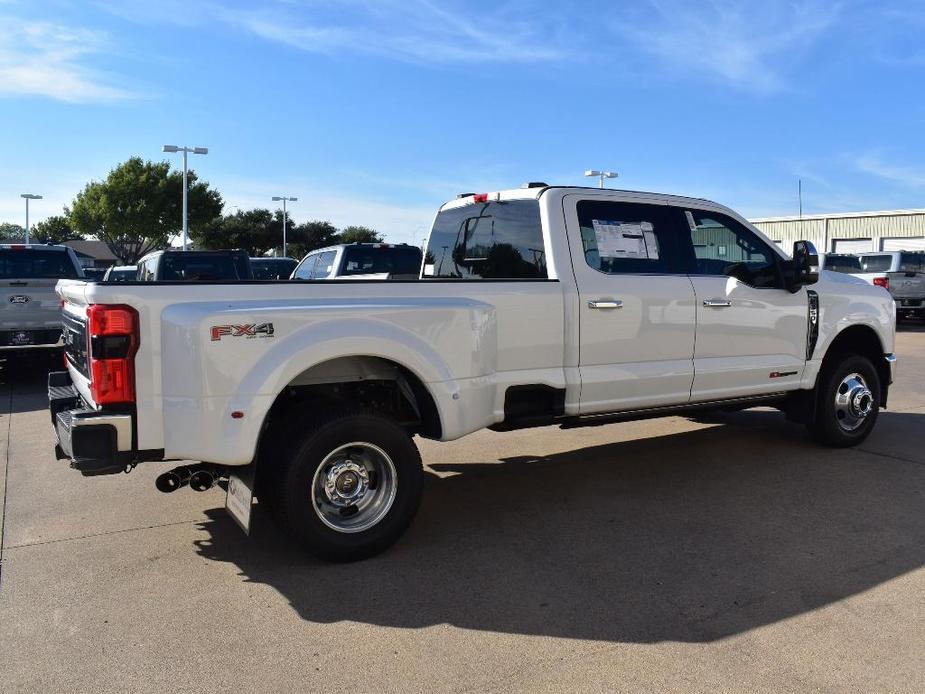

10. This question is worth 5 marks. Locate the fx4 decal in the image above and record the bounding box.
[210,323,275,341]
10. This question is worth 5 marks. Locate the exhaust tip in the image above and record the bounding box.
[155,466,191,493]
[189,469,215,492]
[155,472,182,493]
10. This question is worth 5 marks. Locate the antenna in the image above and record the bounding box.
[799,179,803,220]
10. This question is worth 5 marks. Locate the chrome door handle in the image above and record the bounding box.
[703,298,732,308]
[588,300,623,309]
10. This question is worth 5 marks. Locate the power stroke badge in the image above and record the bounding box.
[210,323,275,341]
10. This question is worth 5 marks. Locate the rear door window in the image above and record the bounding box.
[424,199,546,279]
[576,200,689,274]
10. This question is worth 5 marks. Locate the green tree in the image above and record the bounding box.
[0,222,24,241]
[288,220,339,258]
[32,215,83,244]
[194,208,296,256]
[338,225,383,244]
[69,157,223,263]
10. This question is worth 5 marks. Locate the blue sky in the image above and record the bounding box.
[2,0,925,243]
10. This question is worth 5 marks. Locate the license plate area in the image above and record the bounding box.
[225,467,255,534]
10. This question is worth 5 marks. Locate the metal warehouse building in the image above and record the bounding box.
[751,209,925,254]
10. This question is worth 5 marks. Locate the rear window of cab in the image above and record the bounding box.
[423,200,546,279]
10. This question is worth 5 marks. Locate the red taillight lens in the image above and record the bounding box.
[90,359,134,403]
[87,304,138,405]
[472,193,489,203]
[873,276,889,290]
[88,305,136,335]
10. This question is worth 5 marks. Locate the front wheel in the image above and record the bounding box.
[268,410,423,562]
[807,353,881,447]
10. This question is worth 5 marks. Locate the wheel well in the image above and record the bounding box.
[821,325,889,404]
[261,356,442,442]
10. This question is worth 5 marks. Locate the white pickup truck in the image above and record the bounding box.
[49,185,897,561]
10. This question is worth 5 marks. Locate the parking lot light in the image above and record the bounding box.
[584,170,618,189]
[20,193,43,244]
[271,196,298,257]
[162,145,209,250]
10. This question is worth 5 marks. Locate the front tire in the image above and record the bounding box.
[808,353,881,447]
[268,410,423,562]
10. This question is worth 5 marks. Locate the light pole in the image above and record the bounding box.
[584,170,618,189]
[20,194,42,244]
[162,145,208,250]
[271,196,298,257]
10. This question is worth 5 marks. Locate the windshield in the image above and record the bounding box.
[341,246,422,276]
[824,255,861,273]
[0,249,80,279]
[860,254,892,272]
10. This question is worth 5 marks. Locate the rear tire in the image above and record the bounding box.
[807,353,880,447]
[266,409,423,562]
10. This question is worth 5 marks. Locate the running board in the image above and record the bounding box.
[559,393,788,429]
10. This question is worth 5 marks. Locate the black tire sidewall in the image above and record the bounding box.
[278,412,423,561]
[813,354,881,447]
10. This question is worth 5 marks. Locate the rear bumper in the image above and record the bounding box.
[48,370,133,476]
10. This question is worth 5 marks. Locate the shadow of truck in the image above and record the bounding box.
[192,409,925,644]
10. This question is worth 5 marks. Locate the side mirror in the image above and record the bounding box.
[787,240,819,292]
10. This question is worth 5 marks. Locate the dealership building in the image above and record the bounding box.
[751,209,925,254]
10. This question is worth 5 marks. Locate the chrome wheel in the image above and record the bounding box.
[311,442,397,534]
[834,372,874,432]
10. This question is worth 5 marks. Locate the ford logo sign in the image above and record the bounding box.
[9,295,29,304]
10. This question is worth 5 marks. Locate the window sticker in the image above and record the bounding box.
[423,263,435,276]
[591,220,659,260]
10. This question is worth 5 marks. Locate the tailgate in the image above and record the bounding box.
[1,278,62,330]
[1,278,64,346]
[887,273,925,300]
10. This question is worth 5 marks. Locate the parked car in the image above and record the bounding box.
[250,257,298,280]
[0,243,83,351]
[291,243,422,280]
[857,251,925,320]
[50,185,896,562]
[135,249,252,281]
[102,265,138,282]
[819,253,862,274]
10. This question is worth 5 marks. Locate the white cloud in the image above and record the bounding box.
[613,1,840,93]
[0,17,134,102]
[107,0,568,64]
[854,153,925,188]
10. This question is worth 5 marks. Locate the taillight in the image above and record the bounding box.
[87,304,138,405]
[873,276,889,290]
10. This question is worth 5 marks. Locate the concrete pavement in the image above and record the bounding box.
[1,328,923,693]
